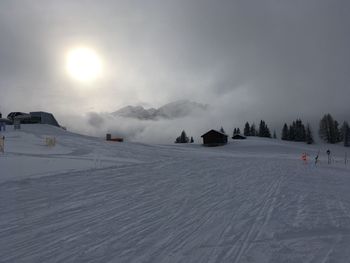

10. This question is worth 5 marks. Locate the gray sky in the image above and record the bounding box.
[0,0,349,141]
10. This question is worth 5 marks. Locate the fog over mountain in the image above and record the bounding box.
[113,100,208,120]
[0,1,349,142]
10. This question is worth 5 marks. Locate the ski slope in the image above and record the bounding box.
[1,124,350,262]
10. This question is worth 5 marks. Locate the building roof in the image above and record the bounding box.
[201,129,228,138]
[0,118,12,124]
[232,134,247,139]
[30,111,53,115]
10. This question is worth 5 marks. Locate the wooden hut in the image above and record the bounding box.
[106,134,124,142]
[201,129,228,146]
[232,134,246,140]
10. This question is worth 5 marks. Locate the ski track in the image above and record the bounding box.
[1,128,350,262]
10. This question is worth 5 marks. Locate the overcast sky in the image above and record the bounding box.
[0,0,349,141]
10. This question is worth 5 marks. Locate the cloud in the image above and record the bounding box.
[61,89,259,144]
[0,0,349,141]
[87,112,105,128]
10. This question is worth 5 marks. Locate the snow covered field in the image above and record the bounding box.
[1,124,350,263]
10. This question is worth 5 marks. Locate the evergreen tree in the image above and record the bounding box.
[220,127,226,134]
[281,123,289,140]
[237,128,241,134]
[258,120,265,137]
[305,123,314,144]
[342,121,350,147]
[258,120,271,138]
[233,128,237,135]
[250,123,256,136]
[289,124,295,141]
[334,120,341,143]
[319,114,337,143]
[266,126,271,138]
[175,130,189,143]
[190,136,194,143]
[294,119,306,142]
[339,122,345,142]
[181,130,189,143]
[244,122,251,136]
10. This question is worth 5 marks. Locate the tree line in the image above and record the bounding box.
[281,119,313,144]
[237,120,273,138]
[318,114,349,146]
[175,113,350,147]
[175,130,194,143]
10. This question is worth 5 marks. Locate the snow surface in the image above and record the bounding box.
[1,124,350,262]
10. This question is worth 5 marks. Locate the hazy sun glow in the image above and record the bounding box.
[66,47,103,82]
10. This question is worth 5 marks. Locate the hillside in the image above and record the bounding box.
[0,124,350,263]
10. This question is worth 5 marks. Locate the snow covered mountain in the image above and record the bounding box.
[112,100,208,120]
[112,105,158,120]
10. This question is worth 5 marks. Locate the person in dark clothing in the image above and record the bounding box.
[326,149,331,164]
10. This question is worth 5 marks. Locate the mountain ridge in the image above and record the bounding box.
[112,100,208,120]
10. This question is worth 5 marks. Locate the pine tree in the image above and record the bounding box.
[190,136,194,143]
[266,126,271,138]
[220,127,226,134]
[294,119,306,142]
[334,120,341,143]
[250,123,256,136]
[181,130,189,143]
[175,130,189,143]
[258,120,271,138]
[305,123,313,144]
[281,123,289,140]
[265,122,271,137]
[339,123,345,142]
[289,124,295,141]
[343,121,349,147]
[233,128,237,135]
[244,122,251,136]
[319,114,337,143]
[258,120,265,137]
[237,128,241,134]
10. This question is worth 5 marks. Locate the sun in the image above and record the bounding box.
[66,47,103,82]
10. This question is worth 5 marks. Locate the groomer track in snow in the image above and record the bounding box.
[0,125,349,262]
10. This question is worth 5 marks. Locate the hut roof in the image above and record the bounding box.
[232,134,247,139]
[201,129,227,137]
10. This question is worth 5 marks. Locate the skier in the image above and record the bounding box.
[315,153,319,165]
[326,149,331,164]
[301,152,308,164]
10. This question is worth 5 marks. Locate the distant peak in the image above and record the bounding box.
[112,100,208,120]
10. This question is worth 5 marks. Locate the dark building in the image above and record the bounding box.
[201,129,228,146]
[29,112,60,127]
[0,118,12,125]
[232,134,246,140]
[6,111,60,127]
[7,112,31,121]
[106,134,124,142]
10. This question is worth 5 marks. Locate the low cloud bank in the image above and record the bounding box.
[57,88,349,144]
[60,92,257,144]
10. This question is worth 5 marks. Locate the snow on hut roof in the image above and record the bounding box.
[201,129,227,137]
